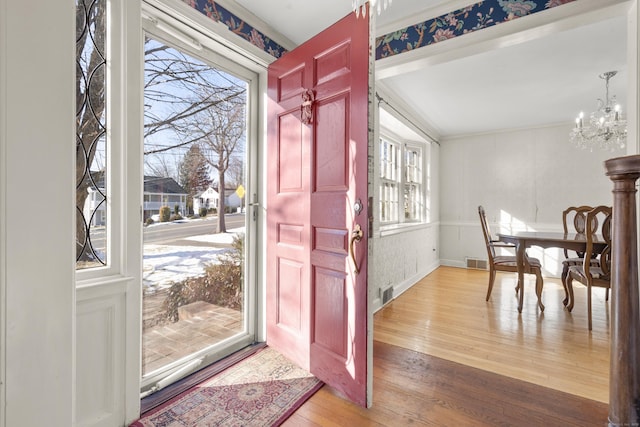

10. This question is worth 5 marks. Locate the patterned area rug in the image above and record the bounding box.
[130,347,322,427]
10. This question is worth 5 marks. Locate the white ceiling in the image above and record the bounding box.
[232,0,454,45]
[232,0,629,139]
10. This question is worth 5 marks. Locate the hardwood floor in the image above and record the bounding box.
[284,266,610,426]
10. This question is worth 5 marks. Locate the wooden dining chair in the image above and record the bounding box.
[560,205,604,307]
[566,205,612,331]
[478,206,544,310]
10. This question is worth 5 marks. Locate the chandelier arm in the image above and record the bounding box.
[570,70,626,152]
[352,0,392,17]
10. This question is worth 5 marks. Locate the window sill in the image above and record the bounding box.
[379,221,432,237]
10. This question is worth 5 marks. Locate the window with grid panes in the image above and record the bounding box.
[379,137,399,223]
[379,136,424,226]
[403,144,422,222]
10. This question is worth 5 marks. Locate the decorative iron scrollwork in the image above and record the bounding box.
[301,89,315,125]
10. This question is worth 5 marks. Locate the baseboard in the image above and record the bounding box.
[440,259,466,268]
[394,261,439,297]
[374,261,440,313]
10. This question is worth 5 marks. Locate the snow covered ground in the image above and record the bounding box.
[143,227,245,292]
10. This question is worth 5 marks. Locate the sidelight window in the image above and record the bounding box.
[76,0,108,270]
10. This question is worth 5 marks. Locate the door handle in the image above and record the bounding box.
[349,224,364,274]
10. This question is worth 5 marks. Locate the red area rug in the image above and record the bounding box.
[130,347,322,427]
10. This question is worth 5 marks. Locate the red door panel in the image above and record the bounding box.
[267,10,369,407]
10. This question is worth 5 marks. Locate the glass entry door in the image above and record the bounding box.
[140,26,256,394]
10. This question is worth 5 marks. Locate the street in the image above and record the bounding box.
[87,213,247,251]
[143,213,246,245]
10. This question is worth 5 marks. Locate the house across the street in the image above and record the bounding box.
[142,176,188,220]
[194,186,243,214]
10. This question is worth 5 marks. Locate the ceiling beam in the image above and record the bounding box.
[376,0,632,80]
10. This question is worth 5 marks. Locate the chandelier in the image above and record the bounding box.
[352,0,392,18]
[570,71,627,151]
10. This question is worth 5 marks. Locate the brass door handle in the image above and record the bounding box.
[349,224,364,274]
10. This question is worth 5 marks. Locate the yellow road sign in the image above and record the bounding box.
[235,185,245,199]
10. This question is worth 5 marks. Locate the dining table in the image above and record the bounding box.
[497,231,607,313]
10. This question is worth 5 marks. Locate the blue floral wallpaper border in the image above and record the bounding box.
[182,0,576,61]
[376,0,576,60]
[182,0,288,58]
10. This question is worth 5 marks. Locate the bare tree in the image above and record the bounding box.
[143,40,246,155]
[226,156,244,190]
[188,91,246,233]
[145,152,180,182]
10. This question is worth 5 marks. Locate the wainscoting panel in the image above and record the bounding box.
[76,282,127,427]
[371,223,439,311]
[439,221,568,277]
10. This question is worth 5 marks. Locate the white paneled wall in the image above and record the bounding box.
[439,123,621,276]
[76,284,127,427]
[371,224,440,311]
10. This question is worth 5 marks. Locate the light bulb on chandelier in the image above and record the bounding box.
[352,0,392,18]
[570,71,627,152]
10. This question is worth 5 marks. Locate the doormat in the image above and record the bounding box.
[130,347,322,427]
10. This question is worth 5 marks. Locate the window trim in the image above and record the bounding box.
[378,132,427,229]
[402,141,424,224]
[75,0,134,282]
[379,137,400,224]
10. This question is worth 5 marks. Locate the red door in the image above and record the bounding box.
[267,11,370,407]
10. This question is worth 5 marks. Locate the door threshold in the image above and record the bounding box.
[140,342,267,414]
